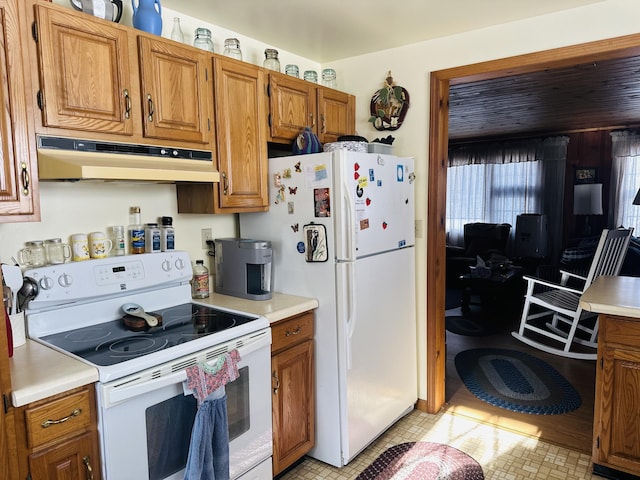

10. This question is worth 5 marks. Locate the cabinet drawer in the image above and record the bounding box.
[25,389,92,448]
[271,312,314,354]
[601,315,640,348]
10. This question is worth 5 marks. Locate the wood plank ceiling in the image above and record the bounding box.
[448,55,640,141]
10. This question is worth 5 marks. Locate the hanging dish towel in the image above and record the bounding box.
[183,350,241,480]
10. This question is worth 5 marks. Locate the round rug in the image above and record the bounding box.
[445,316,496,336]
[355,442,484,480]
[455,348,581,415]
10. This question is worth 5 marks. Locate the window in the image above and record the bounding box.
[447,137,568,258]
[611,131,640,231]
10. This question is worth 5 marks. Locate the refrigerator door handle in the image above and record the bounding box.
[338,169,356,262]
[345,260,356,370]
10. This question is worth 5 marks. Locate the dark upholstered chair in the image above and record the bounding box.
[446,222,512,285]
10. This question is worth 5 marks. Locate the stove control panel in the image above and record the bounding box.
[24,251,194,308]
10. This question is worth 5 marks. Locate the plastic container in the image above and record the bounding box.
[191,260,210,298]
[145,223,161,253]
[110,225,126,256]
[161,216,175,251]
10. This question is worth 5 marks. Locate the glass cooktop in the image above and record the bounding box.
[40,303,257,367]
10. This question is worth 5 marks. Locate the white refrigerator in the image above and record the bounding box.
[239,149,417,467]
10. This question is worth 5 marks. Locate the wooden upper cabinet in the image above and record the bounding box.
[0,0,39,222]
[212,57,267,211]
[137,37,212,145]
[317,87,355,144]
[34,5,135,136]
[268,72,317,142]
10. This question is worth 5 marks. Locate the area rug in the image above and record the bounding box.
[445,315,497,337]
[455,348,581,415]
[356,442,484,480]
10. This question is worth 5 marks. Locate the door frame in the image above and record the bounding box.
[424,33,640,413]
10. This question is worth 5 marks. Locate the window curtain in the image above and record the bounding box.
[447,136,568,260]
[610,130,640,231]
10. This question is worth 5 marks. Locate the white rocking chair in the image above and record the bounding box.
[512,228,633,360]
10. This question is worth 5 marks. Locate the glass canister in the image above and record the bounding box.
[223,38,243,60]
[303,70,318,83]
[18,240,46,267]
[285,64,299,78]
[322,69,337,89]
[193,28,214,52]
[263,48,281,72]
[44,238,71,265]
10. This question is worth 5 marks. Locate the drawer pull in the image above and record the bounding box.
[272,371,280,395]
[83,456,94,480]
[41,408,82,428]
[285,326,301,337]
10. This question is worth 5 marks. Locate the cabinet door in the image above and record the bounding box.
[212,57,268,211]
[272,339,315,475]
[34,5,134,135]
[0,0,39,221]
[594,345,640,474]
[137,36,212,145]
[317,87,355,143]
[268,73,317,142]
[29,432,101,480]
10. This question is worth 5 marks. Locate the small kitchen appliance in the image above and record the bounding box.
[214,238,273,300]
[23,251,272,480]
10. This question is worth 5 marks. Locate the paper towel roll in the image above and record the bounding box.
[9,312,25,347]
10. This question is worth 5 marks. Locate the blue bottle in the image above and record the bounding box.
[132,0,162,35]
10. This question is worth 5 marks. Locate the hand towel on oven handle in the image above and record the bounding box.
[183,349,241,480]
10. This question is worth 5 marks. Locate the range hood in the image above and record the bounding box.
[36,136,220,183]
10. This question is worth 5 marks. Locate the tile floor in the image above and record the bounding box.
[279,409,597,479]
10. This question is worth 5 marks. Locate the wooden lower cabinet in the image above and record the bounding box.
[13,385,101,480]
[271,311,315,476]
[592,314,640,477]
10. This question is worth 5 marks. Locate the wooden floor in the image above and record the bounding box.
[444,299,596,455]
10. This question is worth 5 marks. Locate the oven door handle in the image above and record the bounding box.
[102,330,271,407]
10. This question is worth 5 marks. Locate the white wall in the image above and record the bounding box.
[324,0,640,400]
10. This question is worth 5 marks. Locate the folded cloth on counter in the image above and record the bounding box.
[183,350,241,480]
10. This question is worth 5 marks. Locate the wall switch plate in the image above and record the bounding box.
[201,228,213,249]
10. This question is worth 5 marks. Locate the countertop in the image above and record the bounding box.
[9,292,318,407]
[579,275,640,318]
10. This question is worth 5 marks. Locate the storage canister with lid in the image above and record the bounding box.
[223,38,242,60]
[160,216,175,251]
[194,28,214,52]
[263,48,280,72]
[145,223,161,253]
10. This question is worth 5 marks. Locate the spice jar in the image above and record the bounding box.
[263,48,280,72]
[194,28,214,52]
[223,38,242,60]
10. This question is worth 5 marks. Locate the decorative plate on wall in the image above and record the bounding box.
[369,71,410,131]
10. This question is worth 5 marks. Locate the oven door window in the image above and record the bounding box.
[145,367,250,480]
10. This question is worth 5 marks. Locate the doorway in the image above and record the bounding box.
[424,34,640,414]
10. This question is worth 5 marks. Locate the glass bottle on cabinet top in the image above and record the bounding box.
[263,48,281,72]
[303,70,318,83]
[285,64,299,78]
[194,28,214,52]
[223,38,243,60]
[170,17,184,43]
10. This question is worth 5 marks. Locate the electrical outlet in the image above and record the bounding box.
[201,228,213,249]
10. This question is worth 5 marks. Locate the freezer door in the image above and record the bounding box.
[337,247,417,464]
[334,151,415,260]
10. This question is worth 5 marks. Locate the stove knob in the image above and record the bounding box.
[175,257,186,270]
[39,276,54,290]
[161,259,172,272]
[58,273,73,288]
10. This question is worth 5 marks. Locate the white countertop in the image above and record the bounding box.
[9,292,318,407]
[580,275,640,318]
